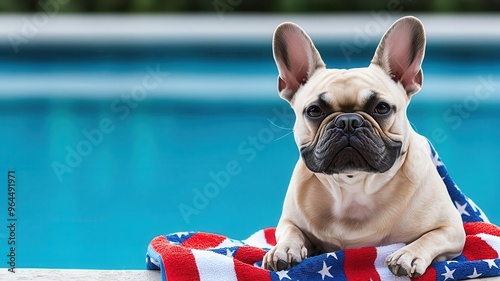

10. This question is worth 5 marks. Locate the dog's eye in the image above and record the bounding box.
[306,105,324,119]
[373,102,391,115]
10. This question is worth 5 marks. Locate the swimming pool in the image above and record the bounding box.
[0,17,499,271]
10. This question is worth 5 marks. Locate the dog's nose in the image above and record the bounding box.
[335,113,364,133]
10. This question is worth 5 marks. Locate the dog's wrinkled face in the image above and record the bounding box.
[273,17,425,175]
[295,68,405,174]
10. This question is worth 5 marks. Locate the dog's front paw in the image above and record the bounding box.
[385,247,430,278]
[263,241,308,271]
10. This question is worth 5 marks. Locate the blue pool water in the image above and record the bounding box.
[0,39,499,270]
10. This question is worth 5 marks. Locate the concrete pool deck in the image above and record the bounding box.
[1,269,500,280]
[0,269,161,280]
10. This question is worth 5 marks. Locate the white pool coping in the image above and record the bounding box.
[1,13,500,44]
[0,268,161,280]
[0,14,500,101]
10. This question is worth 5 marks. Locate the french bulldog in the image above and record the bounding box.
[262,16,466,277]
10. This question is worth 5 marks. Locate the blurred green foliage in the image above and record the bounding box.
[0,0,500,13]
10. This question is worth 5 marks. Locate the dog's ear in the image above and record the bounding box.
[371,16,426,96]
[273,22,325,102]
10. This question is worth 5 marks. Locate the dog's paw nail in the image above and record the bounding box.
[397,266,408,276]
[390,264,399,275]
[388,263,409,276]
[276,260,289,271]
[300,246,308,259]
[410,271,422,278]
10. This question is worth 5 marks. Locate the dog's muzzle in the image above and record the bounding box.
[335,113,365,134]
[300,113,402,174]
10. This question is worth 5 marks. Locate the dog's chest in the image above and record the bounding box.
[333,188,377,220]
[310,189,388,250]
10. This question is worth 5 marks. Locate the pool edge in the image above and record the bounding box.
[0,268,161,281]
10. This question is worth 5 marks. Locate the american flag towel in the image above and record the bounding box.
[146,143,500,281]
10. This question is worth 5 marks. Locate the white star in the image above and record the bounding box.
[225,248,235,257]
[326,252,338,259]
[276,270,292,280]
[175,232,190,238]
[446,260,458,265]
[441,265,455,280]
[432,152,443,167]
[479,212,490,223]
[455,201,470,216]
[467,198,478,212]
[486,259,499,269]
[467,199,490,222]
[467,267,482,278]
[317,261,333,280]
